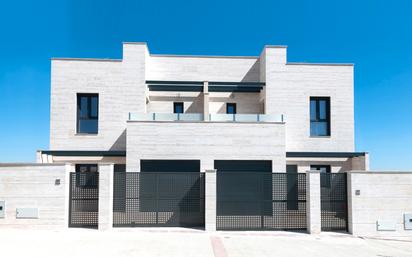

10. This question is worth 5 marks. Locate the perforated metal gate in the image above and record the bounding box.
[216,172,307,230]
[69,172,99,228]
[113,172,205,227]
[320,173,348,231]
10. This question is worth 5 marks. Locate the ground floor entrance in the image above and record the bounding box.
[113,160,205,228]
[215,160,307,231]
[68,172,99,228]
[320,173,348,232]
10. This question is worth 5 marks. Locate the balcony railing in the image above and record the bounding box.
[129,113,284,123]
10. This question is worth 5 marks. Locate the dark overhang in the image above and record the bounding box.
[286,152,367,158]
[40,150,126,157]
[146,80,264,92]
[40,150,367,159]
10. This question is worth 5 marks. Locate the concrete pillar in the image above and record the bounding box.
[98,163,114,230]
[306,171,321,234]
[203,81,210,121]
[205,169,217,231]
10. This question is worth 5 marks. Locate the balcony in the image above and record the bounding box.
[128,113,284,123]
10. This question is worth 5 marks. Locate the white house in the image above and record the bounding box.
[38,42,368,174]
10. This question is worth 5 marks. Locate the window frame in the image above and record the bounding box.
[226,103,237,114]
[77,93,99,134]
[173,102,184,114]
[310,96,330,137]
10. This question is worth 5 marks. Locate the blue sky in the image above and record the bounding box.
[0,0,411,170]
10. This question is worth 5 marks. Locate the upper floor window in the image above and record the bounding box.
[77,94,98,134]
[173,102,184,114]
[310,97,330,136]
[226,103,237,114]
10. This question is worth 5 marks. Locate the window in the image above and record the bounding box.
[311,165,331,188]
[75,164,98,188]
[226,103,237,114]
[310,97,330,136]
[173,102,184,114]
[77,94,98,134]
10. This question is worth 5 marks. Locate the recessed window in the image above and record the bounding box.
[310,97,330,136]
[226,103,237,114]
[77,94,98,134]
[173,102,184,114]
[75,164,98,188]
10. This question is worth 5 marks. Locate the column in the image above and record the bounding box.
[98,163,114,230]
[203,81,210,121]
[205,169,217,231]
[306,171,321,234]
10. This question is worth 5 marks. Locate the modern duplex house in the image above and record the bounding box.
[4,43,412,235]
[37,42,368,175]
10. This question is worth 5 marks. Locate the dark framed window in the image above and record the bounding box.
[77,94,98,134]
[226,103,237,114]
[310,97,330,136]
[173,102,184,114]
[311,165,331,188]
[75,164,98,188]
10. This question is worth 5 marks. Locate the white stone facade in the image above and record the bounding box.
[46,42,365,172]
[0,164,69,229]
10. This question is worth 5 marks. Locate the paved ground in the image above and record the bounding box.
[0,228,411,257]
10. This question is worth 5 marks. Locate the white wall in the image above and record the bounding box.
[147,91,262,115]
[348,171,412,237]
[0,164,68,229]
[50,43,148,151]
[286,157,353,173]
[126,121,286,172]
[209,92,262,114]
[147,91,204,113]
[146,55,260,82]
[262,46,355,153]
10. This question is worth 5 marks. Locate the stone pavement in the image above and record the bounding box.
[0,228,411,257]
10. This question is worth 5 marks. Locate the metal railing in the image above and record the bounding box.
[129,113,284,123]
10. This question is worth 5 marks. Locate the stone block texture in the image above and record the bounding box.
[0,165,67,229]
[126,121,286,172]
[50,43,355,158]
[348,172,412,237]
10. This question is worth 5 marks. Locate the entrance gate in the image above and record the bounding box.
[216,172,307,230]
[68,172,99,228]
[320,173,348,231]
[113,172,205,227]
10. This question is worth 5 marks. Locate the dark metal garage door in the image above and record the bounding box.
[113,160,204,227]
[215,160,307,231]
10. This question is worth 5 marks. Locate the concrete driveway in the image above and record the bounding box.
[0,229,411,257]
